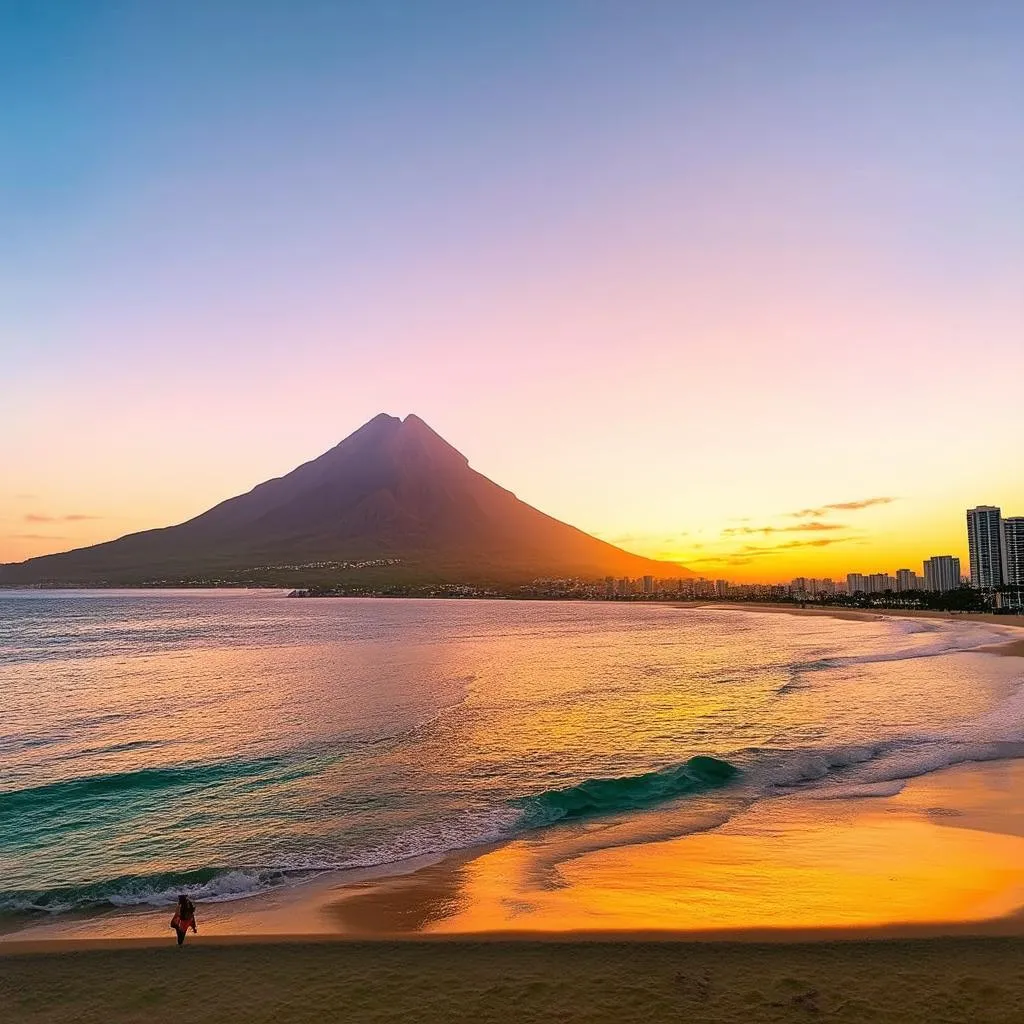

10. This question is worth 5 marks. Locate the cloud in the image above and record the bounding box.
[789,497,897,518]
[9,533,69,540]
[24,513,101,523]
[730,537,856,559]
[686,553,750,566]
[684,535,858,566]
[723,521,846,536]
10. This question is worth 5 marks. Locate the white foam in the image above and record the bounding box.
[811,780,909,799]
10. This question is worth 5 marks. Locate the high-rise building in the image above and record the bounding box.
[967,505,1005,588]
[895,569,919,592]
[642,575,654,595]
[865,573,896,594]
[714,579,729,597]
[847,573,866,595]
[923,555,961,593]
[1001,518,1024,586]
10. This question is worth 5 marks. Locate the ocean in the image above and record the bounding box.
[1,591,1022,923]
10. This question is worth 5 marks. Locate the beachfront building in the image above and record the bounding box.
[923,555,961,593]
[895,569,921,591]
[967,505,1005,588]
[865,573,896,594]
[1002,517,1024,586]
[846,573,866,595]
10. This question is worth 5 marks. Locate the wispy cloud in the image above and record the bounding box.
[749,537,849,551]
[723,521,846,536]
[24,513,101,523]
[734,537,853,558]
[684,536,860,569]
[684,535,859,567]
[789,497,897,519]
[686,553,752,566]
[9,533,69,541]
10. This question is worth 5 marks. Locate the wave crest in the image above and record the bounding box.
[517,755,739,827]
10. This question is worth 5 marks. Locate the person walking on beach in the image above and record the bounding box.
[170,894,198,946]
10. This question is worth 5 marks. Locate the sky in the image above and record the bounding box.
[2,0,1022,582]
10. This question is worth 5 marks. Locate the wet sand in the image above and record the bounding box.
[323,760,1024,938]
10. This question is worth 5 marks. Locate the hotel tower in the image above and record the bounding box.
[966,505,1005,588]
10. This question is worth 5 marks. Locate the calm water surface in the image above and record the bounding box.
[1,591,1021,917]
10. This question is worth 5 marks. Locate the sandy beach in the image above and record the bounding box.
[689,602,1024,658]
[8,935,1024,1023]
[691,600,1024,633]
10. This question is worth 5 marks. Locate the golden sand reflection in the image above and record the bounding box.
[331,762,1024,936]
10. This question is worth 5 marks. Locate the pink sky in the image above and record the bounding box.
[3,3,1022,580]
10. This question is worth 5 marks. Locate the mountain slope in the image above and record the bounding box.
[0,414,691,585]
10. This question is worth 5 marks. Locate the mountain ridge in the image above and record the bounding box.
[0,414,692,586]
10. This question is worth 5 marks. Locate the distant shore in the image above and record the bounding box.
[682,601,1024,657]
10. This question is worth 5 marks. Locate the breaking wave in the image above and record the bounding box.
[516,756,740,826]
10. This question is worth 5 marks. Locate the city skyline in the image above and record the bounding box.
[3,2,1023,580]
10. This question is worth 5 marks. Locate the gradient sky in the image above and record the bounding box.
[2,1,1022,582]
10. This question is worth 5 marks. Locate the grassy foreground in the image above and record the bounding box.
[4,937,1024,1023]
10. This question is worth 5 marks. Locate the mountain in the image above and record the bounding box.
[0,414,692,586]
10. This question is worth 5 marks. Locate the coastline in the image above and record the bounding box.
[9,765,1024,1024]
[689,601,1024,656]
[689,599,1024,630]
[9,759,1024,947]
[6,598,1024,1013]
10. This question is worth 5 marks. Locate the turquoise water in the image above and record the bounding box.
[1,591,1021,919]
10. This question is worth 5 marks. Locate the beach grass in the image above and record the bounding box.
[5,936,1024,1023]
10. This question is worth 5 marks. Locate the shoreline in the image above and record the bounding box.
[9,915,1024,956]
[10,759,1024,948]
[6,601,1024,956]
[689,601,1024,656]
[689,599,1024,629]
